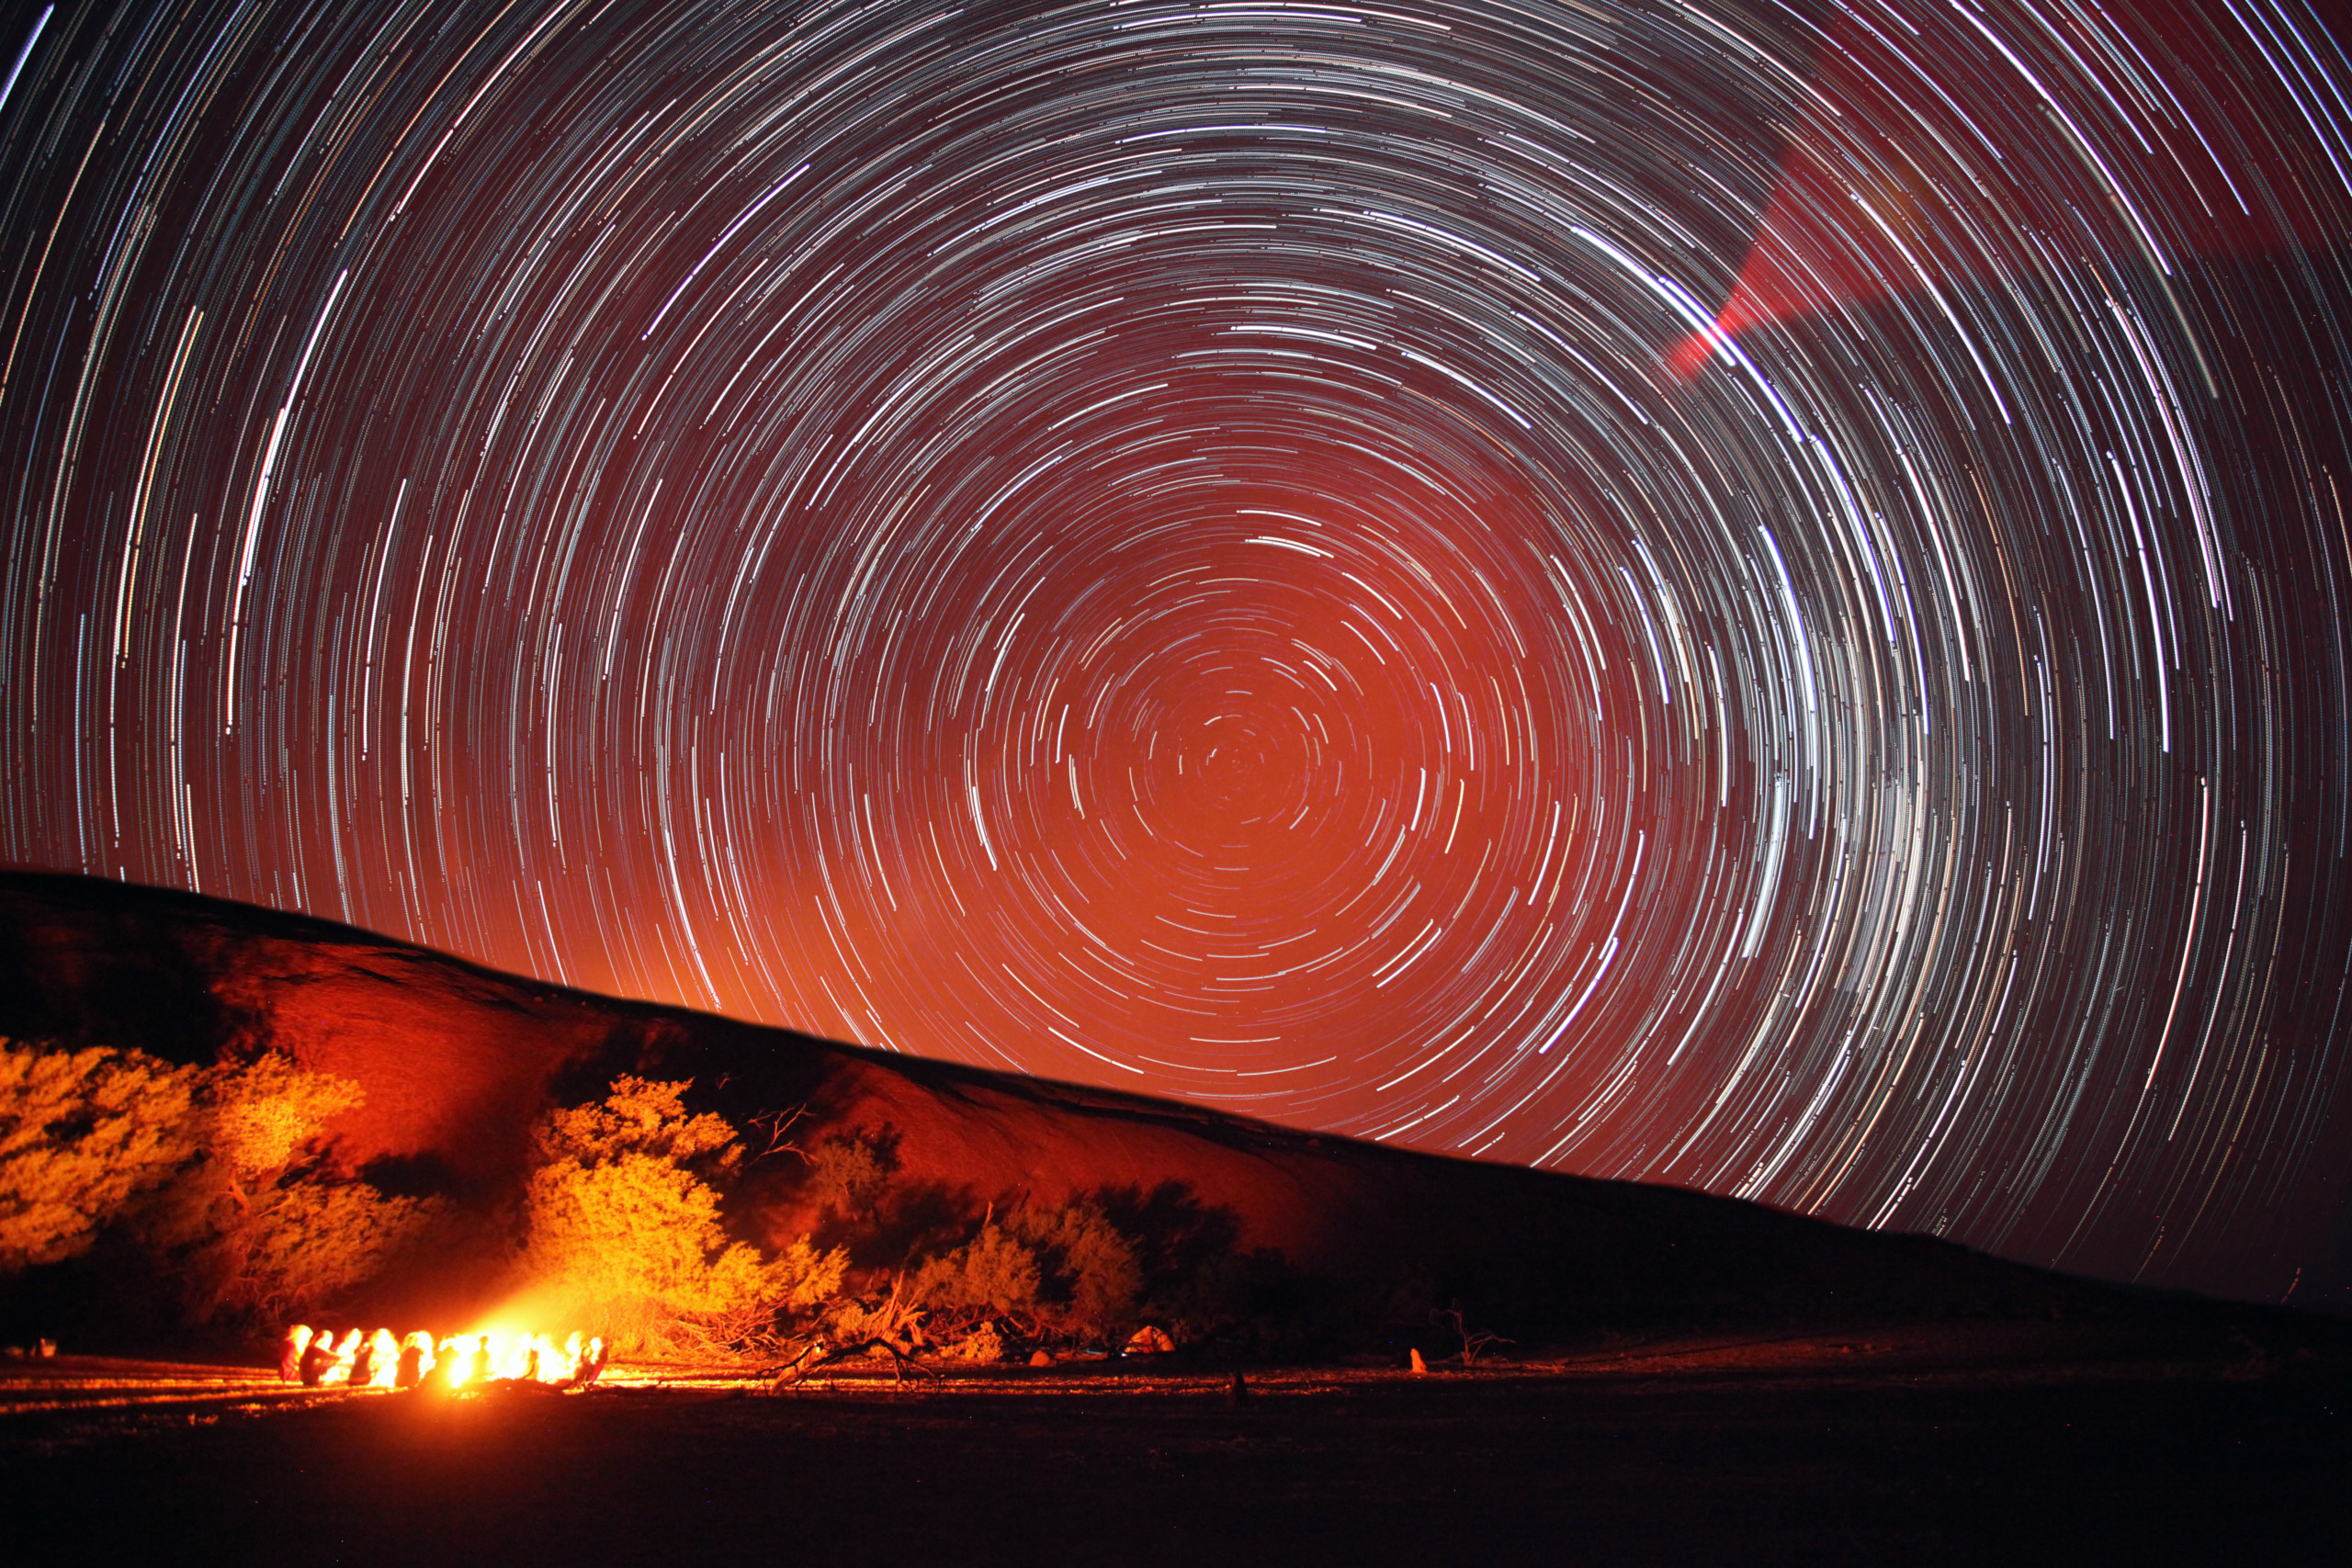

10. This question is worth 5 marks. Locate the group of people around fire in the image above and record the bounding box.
[277,1324,607,1392]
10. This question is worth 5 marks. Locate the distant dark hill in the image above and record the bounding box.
[0,870,2185,1344]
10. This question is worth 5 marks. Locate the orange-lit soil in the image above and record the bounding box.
[5,1322,2344,1565]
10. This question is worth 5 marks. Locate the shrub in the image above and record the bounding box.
[903,1216,1043,1329]
[900,1200,1141,1345]
[948,1320,1007,1363]
[0,1042,199,1274]
[1014,1201,1141,1338]
[520,1077,843,1353]
[805,1126,894,1220]
[170,1052,447,1325]
[1,1041,450,1326]
[202,1053,362,1177]
[205,1178,449,1322]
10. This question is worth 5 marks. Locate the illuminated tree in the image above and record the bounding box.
[0,1042,443,1325]
[804,1125,894,1220]
[0,1042,198,1274]
[521,1077,844,1352]
[900,1199,1141,1346]
[535,1075,738,1168]
[216,1179,447,1320]
[904,1213,1044,1331]
[201,1052,362,1177]
[175,1052,447,1324]
[1014,1200,1141,1339]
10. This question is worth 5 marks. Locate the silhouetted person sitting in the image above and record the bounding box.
[465,1336,492,1388]
[394,1333,430,1390]
[348,1336,379,1389]
[571,1337,608,1388]
[298,1333,335,1388]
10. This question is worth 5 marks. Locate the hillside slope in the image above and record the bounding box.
[0,871,2127,1340]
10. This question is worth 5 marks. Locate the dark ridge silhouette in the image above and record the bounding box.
[0,869,2312,1348]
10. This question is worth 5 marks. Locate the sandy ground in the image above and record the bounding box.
[2,1321,2345,1566]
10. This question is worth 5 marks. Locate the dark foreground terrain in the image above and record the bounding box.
[3,1320,2344,1566]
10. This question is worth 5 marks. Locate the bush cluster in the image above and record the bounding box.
[5,1046,1321,1362]
[517,1077,843,1355]
[797,1126,1295,1359]
[902,1200,1141,1342]
[0,1038,447,1326]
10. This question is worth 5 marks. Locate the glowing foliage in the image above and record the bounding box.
[212,1179,447,1320]
[521,1077,842,1350]
[201,1052,362,1176]
[1027,1202,1144,1335]
[0,1039,445,1323]
[0,1042,198,1273]
[535,1076,739,1168]
[806,1128,891,1219]
[904,1217,1043,1323]
[173,1052,444,1322]
[902,1201,1142,1339]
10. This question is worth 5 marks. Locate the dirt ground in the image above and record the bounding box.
[2,1320,2345,1566]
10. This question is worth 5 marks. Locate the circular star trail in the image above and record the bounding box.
[5,0,2351,1302]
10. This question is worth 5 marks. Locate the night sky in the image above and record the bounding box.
[5,0,2351,1304]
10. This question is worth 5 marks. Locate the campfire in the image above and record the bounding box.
[278,1324,607,1392]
